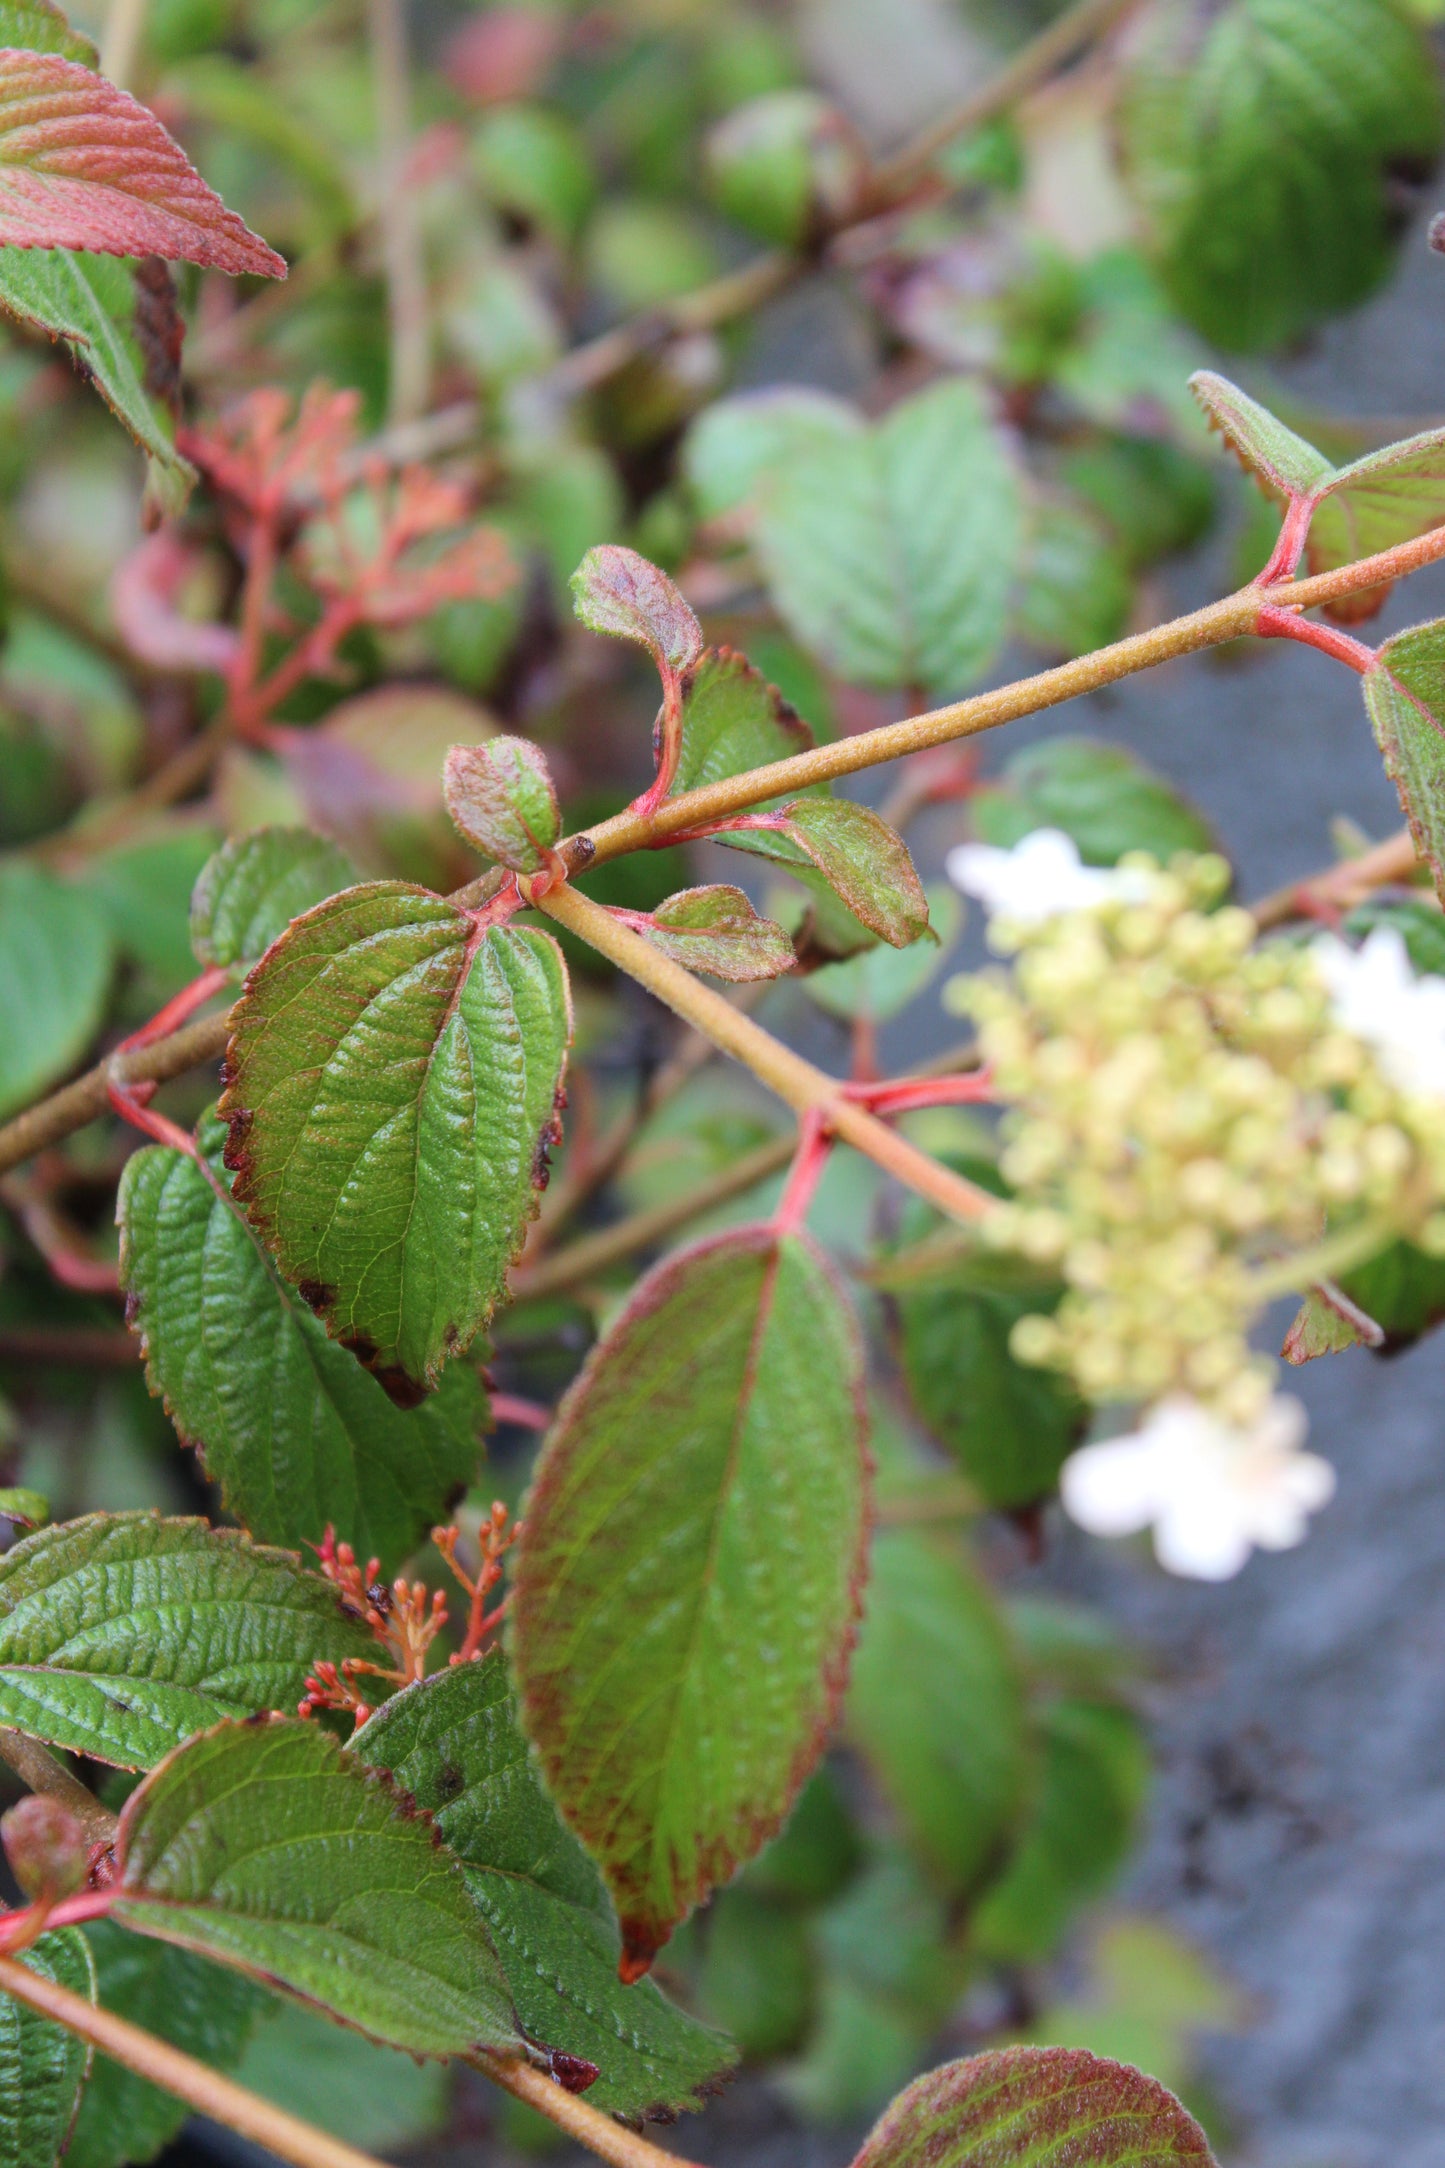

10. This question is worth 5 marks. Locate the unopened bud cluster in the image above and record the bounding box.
[947,856,1445,1422]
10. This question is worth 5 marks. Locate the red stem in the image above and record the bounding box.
[773,1111,832,1236]
[489,1393,551,1431]
[1257,494,1318,586]
[1256,604,1376,675]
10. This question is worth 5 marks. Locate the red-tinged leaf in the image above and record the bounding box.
[628,885,796,982]
[1282,1280,1385,1364]
[1189,371,1333,500]
[721,797,931,948]
[849,2047,1216,2168]
[0,51,284,274]
[444,737,560,872]
[570,544,703,680]
[670,645,812,798]
[1362,619,1445,901]
[511,1225,871,1979]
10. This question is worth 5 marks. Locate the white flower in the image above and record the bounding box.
[945,828,1145,925]
[1311,925,1445,1098]
[1059,1392,1335,1580]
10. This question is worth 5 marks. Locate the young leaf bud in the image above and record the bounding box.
[1,1793,89,1902]
[444,737,561,872]
[569,544,703,679]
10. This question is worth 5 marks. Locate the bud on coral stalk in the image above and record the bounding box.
[1,1794,90,1903]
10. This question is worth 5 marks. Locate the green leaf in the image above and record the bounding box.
[0,1930,95,2168]
[1304,427,1445,621]
[1120,0,1441,354]
[111,1718,520,2058]
[671,645,812,796]
[633,886,796,982]
[1189,371,1334,499]
[119,1115,485,1572]
[236,2002,450,2154]
[0,252,195,514]
[1339,1236,1445,1350]
[189,827,358,975]
[1016,502,1131,662]
[722,798,930,948]
[0,861,113,1122]
[970,737,1215,868]
[0,1489,49,1531]
[804,884,958,1024]
[444,737,561,872]
[219,882,572,1403]
[1362,621,1445,902]
[1345,896,1445,975]
[1062,434,1216,575]
[738,1765,861,1904]
[704,89,868,247]
[67,1923,267,2168]
[698,1888,813,2057]
[971,1701,1150,1964]
[1281,1280,1385,1363]
[847,1531,1027,1898]
[849,2046,1215,2168]
[0,1,97,64]
[754,378,1023,696]
[91,825,219,1009]
[354,1655,735,2117]
[569,544,703,680]
[512,1224,871,1976]
[472,104,596,243]
[683,388,861,524]
[0,1511,377,1769]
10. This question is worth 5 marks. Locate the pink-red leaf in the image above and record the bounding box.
[569,544,703,679]
[0,51,284,274]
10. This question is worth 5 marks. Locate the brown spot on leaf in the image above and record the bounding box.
[549,2053,601,2095]
[300,1281,338,1318]
[371,1364,430,1410]
[133,256,184,415]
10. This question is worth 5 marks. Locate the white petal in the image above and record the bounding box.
[1152,1498,1253,1580]
[1059,1436,1166,1536]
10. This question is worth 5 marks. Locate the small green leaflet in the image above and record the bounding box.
[110,1718,520,2059]
[189,827,358,975]
[220,882,572,1403]
[847,1531,1027,1898]
[120,1113,484,1571]
[0,1930,95,2168]
[753,378,1022,697]
[0,1511,377,1768]
[632,886,796,982]
[0,861,113,1122]
[1362,621,1445,902]
[722,798,931,948]
[670,646,812,797]
[355,1656,736,2116]
[444,738,561,871]
[67,1923,267,2168]
[512,1224,871,1977]
[570,545,703,679]
[1190,372,1334,499]
[970,736,1216,868]
[849,2046,1215,2168]
[1282,1280,1384,1364]
[0,1,97,64]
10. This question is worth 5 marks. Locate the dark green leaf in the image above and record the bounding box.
[671,645,812,797]
[849,2046,1215,2168]
[112,1718,519,2057]
[0,1930,94,2168]
[754,378,1022,696]
[738,1764,861,1905]
[634,886,795,982]
[189,828,358,975]
[1345,897,1445,976]
[0,862,113,1122]
[67,1923,266,2168]
[699,1889,812,2058]
[0,1511,377,1768]
[1189,371,1333,499]
[119,1115,485,1572]
[512,1225,871,1976]
[1363,621,1445,901]
[444,738,561,872]
[354,1655,734,2117]
[970,737,1215,868]
[723,798,930,948]
[569,545,702,679]
[219,882,571,1403]
[1339,1237,1445,1350]
[848,1531,1027,1898]
[1121,0,1441,353]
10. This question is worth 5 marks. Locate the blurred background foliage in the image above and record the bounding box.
[2,0,1442,2156]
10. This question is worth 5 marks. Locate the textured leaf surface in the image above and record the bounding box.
[670,646,811,797]
[850,2046,1215,2168]
[723,798,930,948]
[754,378,1021,695]
[112,1718,519,2057]
[1363,622,1445,902]
[0,1930,94,2168]
[0,249,193,510]
[0,861,113,1120]
[636,886,795,982]
[1306,429,1445,620]
[1120,0,1441,352]
[1189,371,1333,498]
[355,1656,735,2115]
[0,2,95,64]
[189,827,357,974]
[570,544,702,676]
[0,51,284,271]
[444,737,561,871]
[120,1116,485,1571]
[0,1512,377,1768]
[512,1225,870,1976]
[848,1531,1027,1898]
[220,883,571,1402]
[970,737,1215,868]
[67,1923,266,2168]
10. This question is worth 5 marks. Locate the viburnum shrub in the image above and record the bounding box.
[2,0,1445,2162]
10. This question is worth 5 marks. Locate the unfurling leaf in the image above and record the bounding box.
[1189,371,1334,500]
[570,544,703,679]
[190,827,358,974]
[0,861,113,1122]
[1362,620,1445,902]
[120,1114,485,1571]
[355,1655,735,2116]
[849,2046,1215,2168]
[444,737,561,871]
[219,882,572,1403]
[632,886,796,981]
[0,52,284,272]
[722,798,931,948]
[0,1511,376,1768]
[0,1930,96,2168]
[670,646,812,797]
[110,1718,519,2058]
[512,1225,871,1978]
